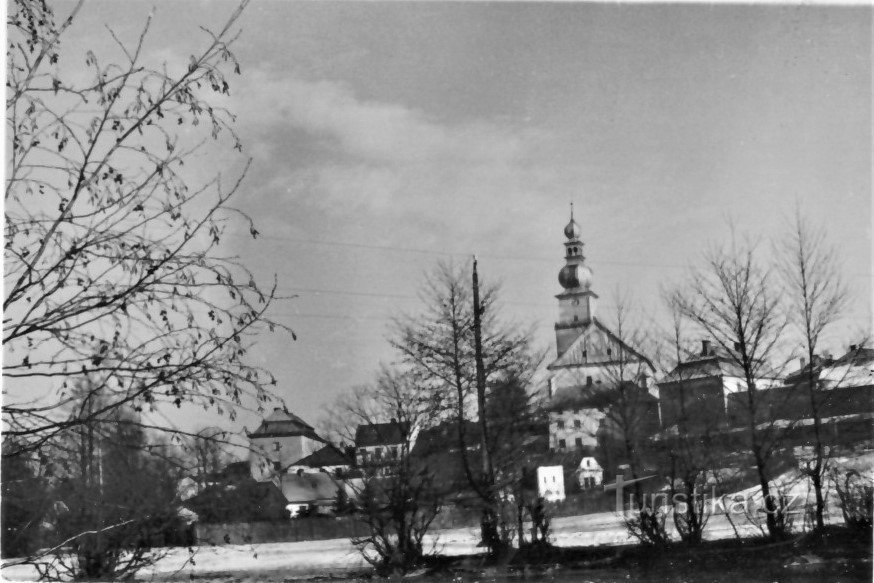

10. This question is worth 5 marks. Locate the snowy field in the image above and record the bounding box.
[2,459,868,582]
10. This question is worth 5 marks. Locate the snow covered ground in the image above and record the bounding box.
[3,456,869,582]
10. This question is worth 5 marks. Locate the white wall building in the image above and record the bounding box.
[248,408,325,481]
[544,208,657,454]
[578,456,603,489]
[537,465,566,502]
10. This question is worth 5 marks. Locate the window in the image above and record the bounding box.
[607,348,612,356]
[557,420,565,430]
[574,419,581,429]
[558,439,566,449]
[375,447,382,460]
[273,441,281,451]
[575,437,583,448]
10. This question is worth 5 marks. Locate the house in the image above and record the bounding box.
[577,456,603,490]
[658,340,781,433]
[183,472,289,523]
[354,419,414,476]
[543,208,657,454]
[247,407,325,481]
[741,345,874,446]
[536,466,565,502]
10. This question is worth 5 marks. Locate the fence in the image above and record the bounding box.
[195,516,370,545]
[195,491,618,546]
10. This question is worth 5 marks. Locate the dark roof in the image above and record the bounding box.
[834,347,874,366]
[248,408,323,440]
[412,420,480,457]
[355,421,409,447]
[290,444,351,468]
[549,381,656,412]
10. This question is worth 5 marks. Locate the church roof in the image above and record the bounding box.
[548,317,654,371]
[248,408,323,441]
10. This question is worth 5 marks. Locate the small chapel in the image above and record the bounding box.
[544,206,659,463]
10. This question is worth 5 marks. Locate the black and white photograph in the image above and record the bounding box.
[3,0,872,581]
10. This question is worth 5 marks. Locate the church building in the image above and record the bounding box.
[544,207,658,460]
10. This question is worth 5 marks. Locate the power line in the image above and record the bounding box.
[225,231,689,269]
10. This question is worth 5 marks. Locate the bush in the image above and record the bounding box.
[834,469,873,534]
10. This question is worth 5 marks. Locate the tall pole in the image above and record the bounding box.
[472,256,500,552]
[472,256,491,477]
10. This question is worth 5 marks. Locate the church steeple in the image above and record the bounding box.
[554,204,598,357]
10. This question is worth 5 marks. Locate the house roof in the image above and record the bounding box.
[412,420,480,457]
[549,381,656,412]
[660,353,747,384]
[355,421,409,447]
[290,444,351,468]
[549,318,655,371]
[280,472,341,503]
[248,408,323,441]
[204,460,251,483]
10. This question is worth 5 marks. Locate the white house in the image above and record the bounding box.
[248,408,325,481]
[577,456,603,490]
[537,465,566,502]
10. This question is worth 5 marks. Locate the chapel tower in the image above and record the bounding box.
[554,204,598,357]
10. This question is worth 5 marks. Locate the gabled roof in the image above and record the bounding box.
[280,472,340,504]
[660,354,747,384]
[248,408,323,441]
[549,318,655,371]
[355,421,409,447]
[290,444,351,468]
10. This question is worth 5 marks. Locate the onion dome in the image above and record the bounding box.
[559,262,593,290]
[564,217,581,240]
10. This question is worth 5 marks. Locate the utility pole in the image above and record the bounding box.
[472,256,500,552]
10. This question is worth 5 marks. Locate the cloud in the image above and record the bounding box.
[229,69,575,248]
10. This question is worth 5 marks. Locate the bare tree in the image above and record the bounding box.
[188,426,233,492]
[777,210,850,531]
[390,260,539,554]
[654,305,716,546]
[4,0,288,450]
[6,381,187,580]
[585,293,666,544]
[332,368,443,575]
[670,233,791,539]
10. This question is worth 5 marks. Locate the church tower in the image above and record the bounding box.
[555,204,598,357]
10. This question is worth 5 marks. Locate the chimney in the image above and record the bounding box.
[701,340,711,356]
[799,357,806,370]
[547,378,555,398]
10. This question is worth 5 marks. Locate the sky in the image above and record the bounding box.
[18,1,874,440]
